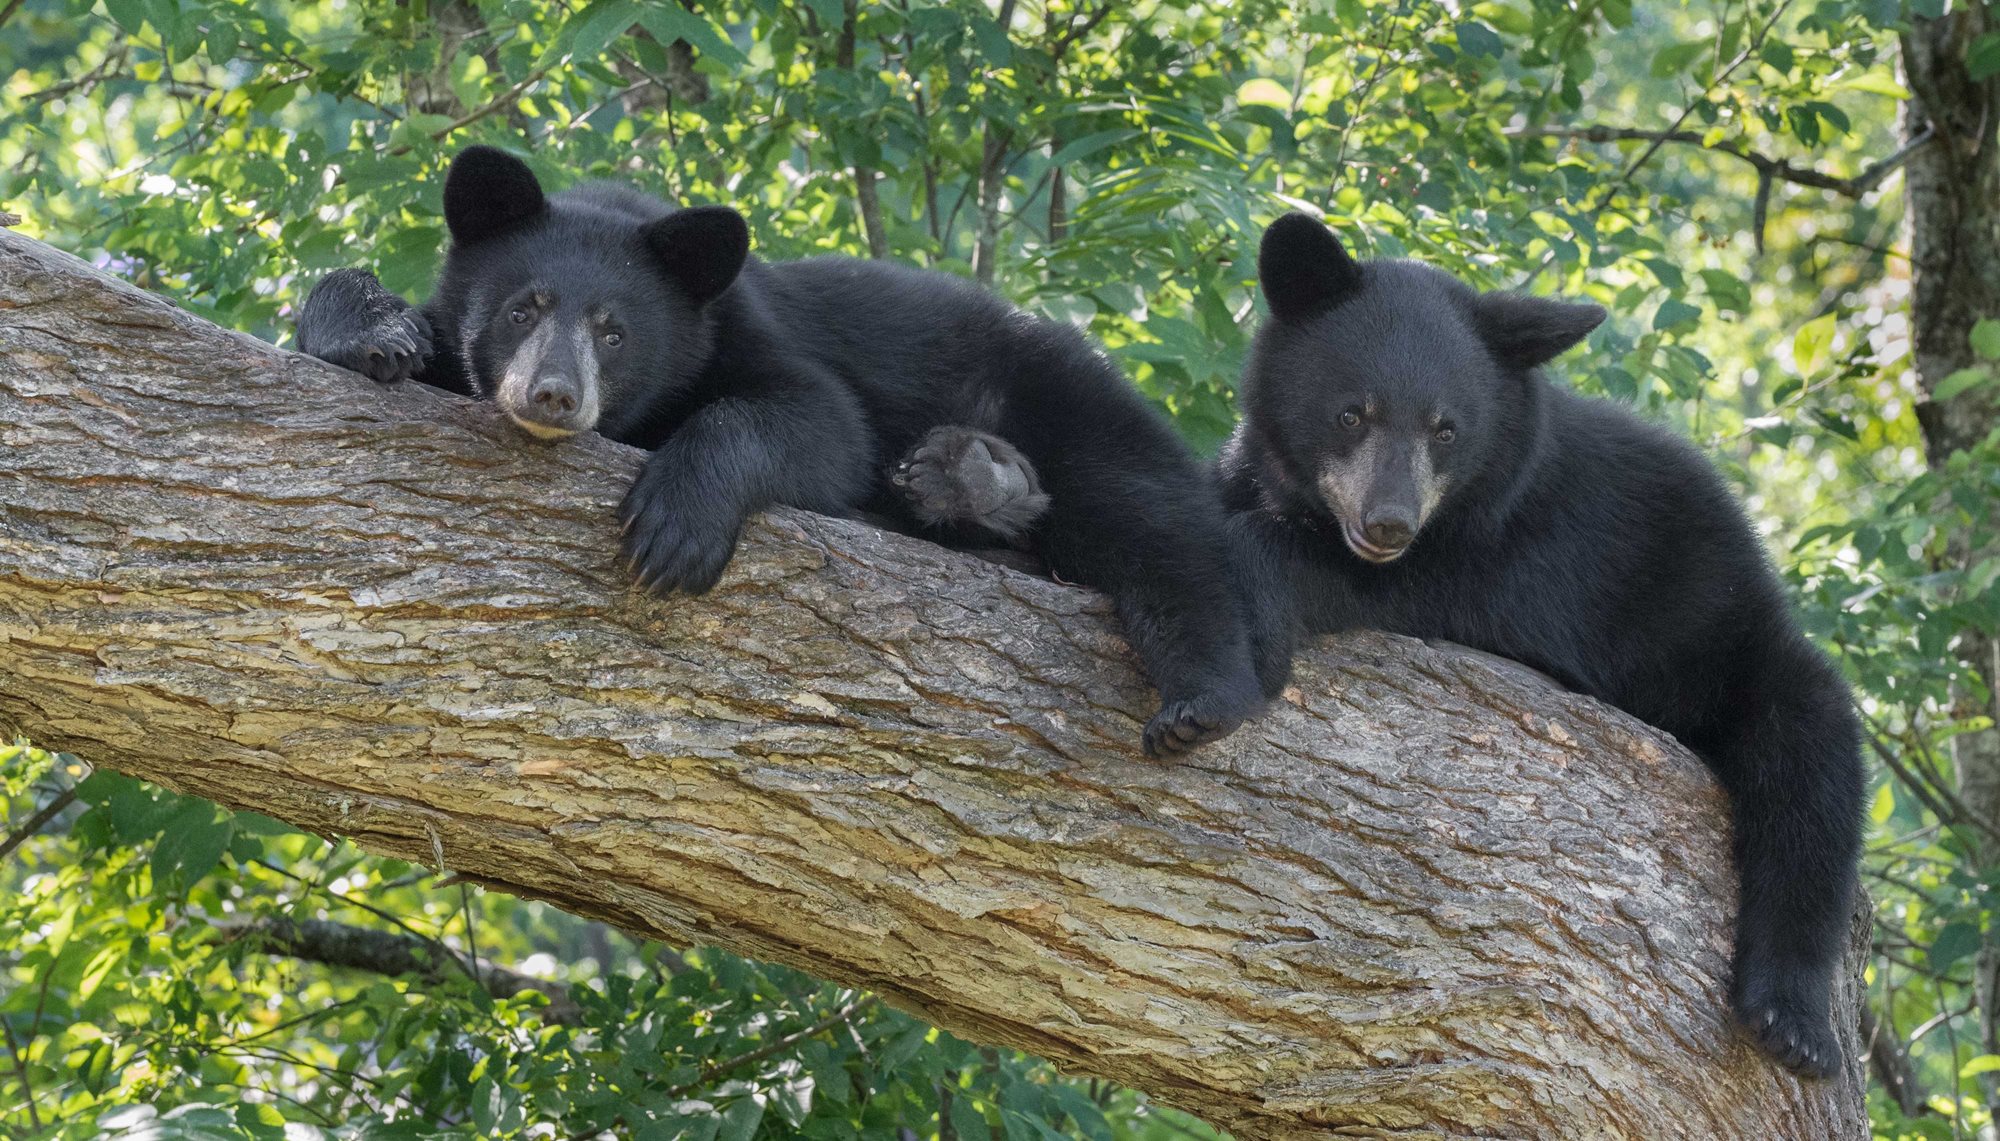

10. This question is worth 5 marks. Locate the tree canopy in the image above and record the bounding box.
[2,0,1997,1138]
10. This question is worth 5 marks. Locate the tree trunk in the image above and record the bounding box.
[0,230,1868,1139]
[1903,9,2000,1117]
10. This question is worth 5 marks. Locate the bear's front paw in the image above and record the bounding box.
[618,470,744,596]
[893,426,1049,542]
[306,305,433,385]
[1734,960,1840,1079]
[1143,685,1262,758]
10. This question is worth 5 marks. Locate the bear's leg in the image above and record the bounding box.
[891,426,1050,545]
[1712,651,1864,1079]
[295,269,440,388]
[997,388,1264,757]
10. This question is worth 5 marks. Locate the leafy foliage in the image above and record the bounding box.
[1,0,1996,1136]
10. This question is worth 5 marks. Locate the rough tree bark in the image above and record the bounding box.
[1904,7,2000,1117]
[0,230,1868,1138]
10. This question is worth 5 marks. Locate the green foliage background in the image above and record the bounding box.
[1,0,1997,1137]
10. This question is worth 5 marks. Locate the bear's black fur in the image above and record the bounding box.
[1219,213,1863,1077]
[295,146,1267,756]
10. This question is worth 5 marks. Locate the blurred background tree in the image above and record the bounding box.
[1,0,1995,1137]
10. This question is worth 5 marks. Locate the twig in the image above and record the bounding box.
[0,1015,40,1133]
[0,787,78,862]
[1516,0,1795,287]
[1050,2,1113,59]
[1512,123,1938,201]
[387,65,554,156]
[662,995,877,1097]
[1860,711,2000,846]
[1862,1001,1929,1117]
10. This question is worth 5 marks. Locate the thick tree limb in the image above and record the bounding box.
[0,230,1868,1138]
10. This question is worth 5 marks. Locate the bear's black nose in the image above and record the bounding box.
[1363,512,1414,550]
[528,376,579,417]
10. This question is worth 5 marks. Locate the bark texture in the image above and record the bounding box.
[1904,9,2000,1115]
[0,230,1868,1139]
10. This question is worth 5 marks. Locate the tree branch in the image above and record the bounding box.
[0,787,78,862]
[1514,123,1938,199]
[215,917,581,1022]
[0,229,1869,1139]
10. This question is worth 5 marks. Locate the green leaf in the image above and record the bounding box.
[636,1,748,66]
[1456,21,1504,59]
[1049,129,1139,169]
[1963,1054,2000,1079]
[799,0,846,26]
[204,17,238,64]
[103,0,149,35]
[1235,78,1292,109]
[1792,312,1838,375]
[1869,783,1894,824]
[148,799,234,892]
[1969,33,2000,83]
[1650,40,1706,79]
[1971,318,2000,360]
[1653,298,1701,331]
[1699,268,1750,315]
[1834,72,1910,99]
[1931,921,1981,972]
[718,1097,765,1141]
[546,0,640,68]
[970,14,1013,64]
[1934,367,1994,402]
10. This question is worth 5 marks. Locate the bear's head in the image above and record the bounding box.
[1244,212,1603,563]
[431,146,749,442]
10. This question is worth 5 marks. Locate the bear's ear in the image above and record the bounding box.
[1473,293,1605,368]
[443,146,547,246]
[642,206,750,305]
[1258,212,1363,323]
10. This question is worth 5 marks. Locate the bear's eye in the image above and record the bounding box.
[1435,426,1456,444]
[509,306,533,326]
[1339,409,1362,429]
[601,330,623,348]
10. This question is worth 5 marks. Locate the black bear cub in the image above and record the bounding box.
[295,146,1267,756]
[1220,214,1863,1077]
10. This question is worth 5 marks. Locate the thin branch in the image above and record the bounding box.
[1862,1001,1929,1117]
[663,995,878,1097]
[1511,123,1938,200]
[0,787,77,862]
[216,916,579,1022]
[387,65,555,156]
[1861,711,2000,846]
[1516,0,1794,288]
[0,1015,41,1133]
[1051,2,1113,59]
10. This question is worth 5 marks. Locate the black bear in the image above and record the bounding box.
[1217,213,1863,1077]
[295,146,1266,756]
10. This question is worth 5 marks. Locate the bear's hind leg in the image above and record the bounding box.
[1713,651,1864,1079]
[998,392,1264,757]
[892,425,1050,545]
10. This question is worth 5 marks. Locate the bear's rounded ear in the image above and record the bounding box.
[1474,293,1606,369]
[1258,212,1363,323]
[642,206,750,306]
[443,146,547,246]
